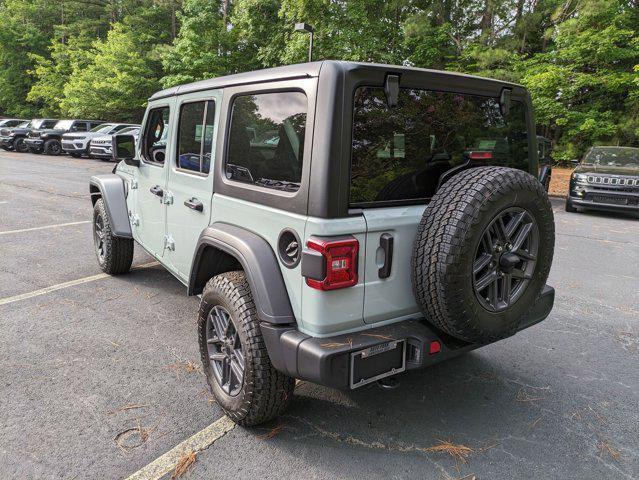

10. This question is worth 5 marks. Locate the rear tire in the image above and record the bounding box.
[92,198,133,274]
[198,271,295,427]
[412,167,555,343]
[14,137,28,153]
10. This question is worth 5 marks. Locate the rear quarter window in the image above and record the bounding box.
[350,87,529,207]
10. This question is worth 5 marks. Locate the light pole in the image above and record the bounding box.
[295,22,314,62]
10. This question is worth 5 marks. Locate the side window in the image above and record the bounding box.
[43,120,58,128]
[226,91,306,192]
[73,122,88,132]
[142,107,170,165]
[176,100,215,174]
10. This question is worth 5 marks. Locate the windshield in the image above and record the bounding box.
[91,124,115,133]
[119,126,140,135]
[17,121,29,128]
[54,120,74,130]
[583,147,639,167]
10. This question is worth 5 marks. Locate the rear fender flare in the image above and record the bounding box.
[89,174,132,238]
[189,223,295,325]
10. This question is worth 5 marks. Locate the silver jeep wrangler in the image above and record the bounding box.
[89,61,555,426]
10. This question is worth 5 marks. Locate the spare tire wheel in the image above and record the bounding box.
[411,166,554,343]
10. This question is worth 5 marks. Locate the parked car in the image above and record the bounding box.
[25,119,106,155]
[89,125,140,161]
[63,123,139,158]
[0,118,58,152]
[566,146,639,213]
[90,61,555,426]
[537,136,553,192]
[0,118,28,128]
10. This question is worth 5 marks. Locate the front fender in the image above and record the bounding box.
[89,174,132,238]
[190,223,295,325]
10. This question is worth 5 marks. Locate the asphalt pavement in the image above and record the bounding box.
[1,151,637,480]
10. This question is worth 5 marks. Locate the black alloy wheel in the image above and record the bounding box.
[472,207,539,312]
[205,305,245,396]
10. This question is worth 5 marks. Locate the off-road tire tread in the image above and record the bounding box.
[93,198,133,274]
[198,271,294,427]
[44,139,61,156]
[412,166,554,343]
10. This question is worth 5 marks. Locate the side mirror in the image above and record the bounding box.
[570,158,580,165]
[113,134,139,167]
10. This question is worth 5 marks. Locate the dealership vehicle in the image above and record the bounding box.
[566,146,639,213]
[63,123,138,158]
[89,61,555,426]
[0,118,28,128]
[25,119,105,155]
[0,119,58,152]
[89,126,140,160]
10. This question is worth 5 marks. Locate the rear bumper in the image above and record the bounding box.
[262,285,555,390]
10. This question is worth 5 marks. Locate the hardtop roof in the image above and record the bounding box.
[149,60,522,101]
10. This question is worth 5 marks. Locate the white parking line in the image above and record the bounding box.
[0,261,160,307]
[0,220,91,235]
[125,416,236,480]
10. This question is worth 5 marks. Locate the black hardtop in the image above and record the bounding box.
[149,60,524,101]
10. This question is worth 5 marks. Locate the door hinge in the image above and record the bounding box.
[130,179,138,190]
[129,212,140,226]
[164,234,175,251]
[162,191,174,205]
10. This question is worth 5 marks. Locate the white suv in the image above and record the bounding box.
[62,123,137,157]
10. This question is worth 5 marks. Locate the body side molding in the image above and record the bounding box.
[89,174,132,238]
[189,223,296,325]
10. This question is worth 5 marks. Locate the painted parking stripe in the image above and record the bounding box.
[0,261,160,307]
[0,220,91,235]
[125,416,236,480]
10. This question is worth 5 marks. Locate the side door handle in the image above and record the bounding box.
[378,233,393,279]
[150,185,163,197]
[184,197,203,212]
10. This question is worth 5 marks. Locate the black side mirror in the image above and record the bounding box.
[499,88,512,116]
[113,134,139,167]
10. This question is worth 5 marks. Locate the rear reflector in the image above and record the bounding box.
[469,151,493,160]
[429,340,441,355]
[305,236,359,290]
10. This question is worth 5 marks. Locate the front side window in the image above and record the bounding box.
[176,100,215,174]
[350,87,529,206]
[73,122,88,132]
[42,120,58,129]
[226,91,307,192]
[142,107,170,165]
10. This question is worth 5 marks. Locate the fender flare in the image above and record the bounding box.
[189,223,296,325]
[89,174,132,238]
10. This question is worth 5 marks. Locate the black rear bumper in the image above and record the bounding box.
[262,285,554,390]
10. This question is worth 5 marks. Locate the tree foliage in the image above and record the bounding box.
[0,0,637,161]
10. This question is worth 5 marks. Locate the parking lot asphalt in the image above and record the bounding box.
[1,151,638,480]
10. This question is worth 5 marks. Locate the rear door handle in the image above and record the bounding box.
[150,185,163,197]
[378,233,393,279]
[184,197,203,212]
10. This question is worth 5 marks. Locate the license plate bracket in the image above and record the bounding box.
[350,339,406,389]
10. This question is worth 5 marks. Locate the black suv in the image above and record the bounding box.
[24,119,105,155]
[566,146,639,213]
[0,119,58,153]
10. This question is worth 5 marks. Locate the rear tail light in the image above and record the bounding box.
[429,340,441,355]
[469,151,493,160]
[305,236,359,290]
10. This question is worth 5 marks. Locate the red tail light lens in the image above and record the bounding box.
[469,151,493,160]
[305,237,359,290]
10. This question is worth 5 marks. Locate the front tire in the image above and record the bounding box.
[565,197,578,213]
[198,271,295,426]
[14,137,28,153]
[44,139,62,156]
[92,198,133,274]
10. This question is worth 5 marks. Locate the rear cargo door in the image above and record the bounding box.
[351,84,531,326]
[361,207,423,325]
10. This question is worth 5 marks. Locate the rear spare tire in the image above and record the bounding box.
[412,166,554,343]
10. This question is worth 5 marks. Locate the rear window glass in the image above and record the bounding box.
[350,87,529,206]
[226,91,306,192]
